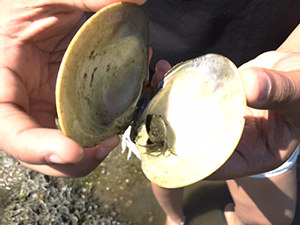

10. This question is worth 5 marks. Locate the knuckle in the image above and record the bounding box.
[271,71,297,105]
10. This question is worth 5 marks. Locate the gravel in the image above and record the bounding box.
[0,148,163,225]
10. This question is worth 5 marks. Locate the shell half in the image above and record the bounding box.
[134,54,246,188]
[56,3,149,147]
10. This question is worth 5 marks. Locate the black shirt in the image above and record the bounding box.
[142,0,300,71]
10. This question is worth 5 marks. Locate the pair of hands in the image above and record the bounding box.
[0,0,299,179]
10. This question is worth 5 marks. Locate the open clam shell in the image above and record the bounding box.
[56,3,149,147]
[56,3,246,188]
[134,54,246,188]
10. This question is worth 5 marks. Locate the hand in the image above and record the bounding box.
[153,46,300,180]
[214,24,300,178]
[214,50,300,179]
[0,0,146,177]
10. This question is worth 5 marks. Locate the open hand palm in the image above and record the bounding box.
[212,50,300,179]
[0,0,148,176]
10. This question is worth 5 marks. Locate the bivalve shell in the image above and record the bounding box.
[56,3,149,147]
[134,54,246,188]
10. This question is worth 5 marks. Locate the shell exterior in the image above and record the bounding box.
[56,3,149,147]
[134,54,246,188]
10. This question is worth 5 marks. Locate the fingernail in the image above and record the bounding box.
[96,147,112,160]
[46,154,64,164]
[96,135,120,160]
[257,71,271,104]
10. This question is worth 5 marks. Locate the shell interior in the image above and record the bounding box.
[134,54,246,188]
[56,3,149,147]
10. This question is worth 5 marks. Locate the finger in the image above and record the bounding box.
[240,67,300,119]
[35,0,147,12]
[155,59,172,73]
[1,103,120,166]
[152,60,172,86]
[206,152,251,180]
[0,103,85,165]
[19,135,120,177]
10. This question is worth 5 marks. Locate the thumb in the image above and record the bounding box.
[241,67,300,118]
[0,104,85,165]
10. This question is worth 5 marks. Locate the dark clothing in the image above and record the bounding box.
[142,0,300,71]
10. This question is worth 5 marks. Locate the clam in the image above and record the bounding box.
[56,3,246,188]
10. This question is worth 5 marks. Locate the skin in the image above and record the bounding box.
[151,23,300,224]
[0,0,146,177]
[1,0,299,223]
[152,23,300,179]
